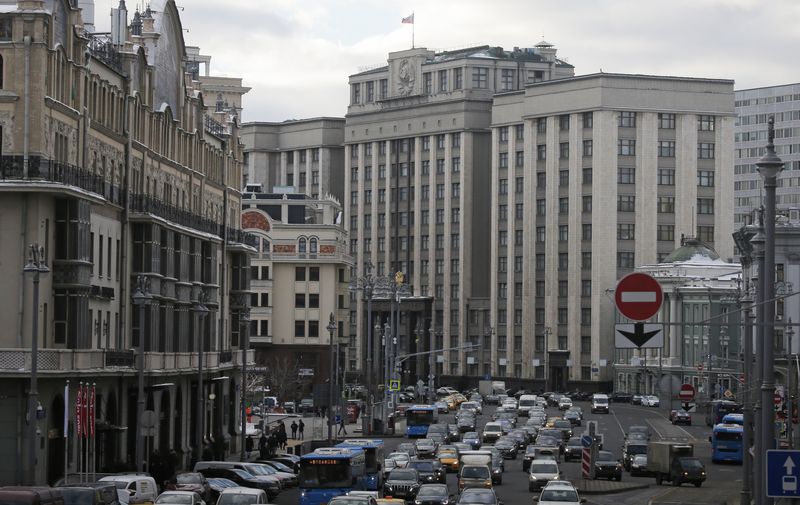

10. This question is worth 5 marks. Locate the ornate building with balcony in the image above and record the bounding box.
[0,0,253,484]
[241,188,351,401]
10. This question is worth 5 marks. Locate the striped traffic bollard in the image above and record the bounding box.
[582,447,591,478]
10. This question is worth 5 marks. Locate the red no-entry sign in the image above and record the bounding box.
[679,383,695,402]
[615,272,663,321]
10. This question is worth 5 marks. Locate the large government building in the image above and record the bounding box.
[0,0,253,484]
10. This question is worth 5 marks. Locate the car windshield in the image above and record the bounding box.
[627,445,647,455]
[176,474,202,484]
[299,460,351,488]
[531,463,558,473]
[411,461,433,472]
[417,485,447,497]
[681,459,704,469]
[461,466,489,478]
[554,421,571,428]
[459,489,496,504]
[540,489,579,502]
[633,455,647,464]
[389,469,417,481]
[438,449,456,457]
[157,495,193,504]
[537,437,559,446]
[269,462,293,472]
[567,438,581,446]
[598,452,616,462]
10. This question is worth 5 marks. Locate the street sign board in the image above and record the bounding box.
[767,450,800,498]
[678,383,696,402]
[614,323,664,349]
[298,368,314,377]
[389,380,401,392]
[614,272,663,321]
[581,435,593,448]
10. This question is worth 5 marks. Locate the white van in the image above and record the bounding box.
[98,475,158,505]
[591,394,610,414]
[518,395,538,417]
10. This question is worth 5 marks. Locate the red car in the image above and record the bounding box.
[670,409,691,425]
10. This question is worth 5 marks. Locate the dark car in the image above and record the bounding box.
[609,392,633,403]
[57,484,120,505]
[563,437,583,462]
[416,438,438,458]
[522,446,539,472]
[535,433,564,456]
[627,425,651,440]
[456,488,501,505]
[205,478,237,503]
[552,420,573,442]
[383,468,421,500]
[165,473,212,502]
[622,443,648,471]
[563,410,581,427]
[463,432,481,450]
[195,467,280,499]
[508,429,530,448]
[264,456,299,473]
[458,416,477,433]
[448,424,461,442]
[409,459,446,484]
[594,451,623,481]
[495,436,519,459]
[670,409,692,425]
[485,394,500,405]
[414,483,452,505]
[298,398,315,413]
[671,457,706,487]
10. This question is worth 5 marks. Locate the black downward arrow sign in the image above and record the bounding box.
[618,322,661,348]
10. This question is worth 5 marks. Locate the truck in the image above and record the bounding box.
[478,380,506,399]
[459,449,502,484]
[647,441,706,487]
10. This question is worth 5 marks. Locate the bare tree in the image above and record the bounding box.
[256,354,302,403]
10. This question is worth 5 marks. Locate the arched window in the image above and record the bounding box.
[298,237,307,253]
[309,238,318,253]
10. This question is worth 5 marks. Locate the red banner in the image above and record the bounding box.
[76,383,82,438]
[89,385,95,438]
[82,385,88,438]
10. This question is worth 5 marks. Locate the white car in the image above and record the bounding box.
[383,452,410,476]
[537,480,584,505]
[642,395,661,407]
[155,491,206,505]
[216,488,268,505]
[557,397,573,411]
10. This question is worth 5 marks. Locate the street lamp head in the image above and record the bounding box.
[756,117,785,180]
[327,312,337,333]
[132,275,152,305]
[23,244,49,273]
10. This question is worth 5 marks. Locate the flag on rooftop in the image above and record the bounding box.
[402,13,414,24]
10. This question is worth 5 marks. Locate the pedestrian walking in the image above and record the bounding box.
[259,432,267,459]
[291,421,298,439]
[298,419,305,439]
[337,417,346,436]
[278,424,288,450]
[245,435,254,458]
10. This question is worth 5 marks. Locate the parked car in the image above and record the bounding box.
[593,451,623,481]
[215,487,268,505]
[165,473,212,503]
[57,484,120,505]
[98,475,159,505]
[154,491,205,505]
[609,392,633,403]
[670,409,691,425]
[642,396,661,407]
[631,395,643,405]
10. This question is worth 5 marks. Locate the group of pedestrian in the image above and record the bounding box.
[290,419,305,439]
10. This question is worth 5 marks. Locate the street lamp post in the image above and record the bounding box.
[349,262,375,436]
[240,308,250,461]
[131,275,152,474]
[327,313,337,441]
[24,244,48,485]
[788,318,795,449]
[193,292,209,465]
[428,324,436,405]
[756,117,784,505]
[543,326,552,391]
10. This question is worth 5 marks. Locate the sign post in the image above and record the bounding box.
[614,273,664,350]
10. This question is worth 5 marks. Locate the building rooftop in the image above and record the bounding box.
[661,236,722,264]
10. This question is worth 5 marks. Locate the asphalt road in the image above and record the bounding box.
[273,399,742,505]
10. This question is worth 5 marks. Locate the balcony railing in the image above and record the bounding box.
[88,33,124,75]
[130,193,219,235]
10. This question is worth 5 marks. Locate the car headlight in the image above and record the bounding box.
[530,475,537,480]
[684,471,689,476]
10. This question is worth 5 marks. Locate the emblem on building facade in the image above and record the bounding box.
[397,58,416,96]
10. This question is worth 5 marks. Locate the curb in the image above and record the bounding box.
[575,481,651,495]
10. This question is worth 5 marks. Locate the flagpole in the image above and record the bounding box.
[412,11,415,48]
[64,381,69,484]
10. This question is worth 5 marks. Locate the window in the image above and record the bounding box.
[658,169,675,186]
[559,170,569,187]
[698,142,715,159]
[697,225,714,243]
[658,141,675,157]
[581,308,591,325]
[437,134,446,150]
[558,310,567,325]
[436,259,444,275]
[499,127,509,143]
[559,225,568,242]
[618,139,636,156]
[559,143,569,159]
[617,251,635,268]
[559,198,568,214]
[515,125,524,140]
[558,280,568,297]
[499,204,508,221]
[697,198,715,214]
[583,168,592,184]
[454,68,463,89]
[515,151,524,168]
[498,257,507,272]
[583,112,593,128]
[537,118,547,134]
[421,160,429,175]
[499,152,508,168]
[515,230,523,246]
[618,167,635,184]
[659,113,676,129]
[423,72,432,94]
[558,253,568,270]
[501,69,515,90]
[498,282,507,299]
[698,115,715,131]
[698,170,715,187]
[536,172,546,188]
[559,115,570,131]
[582,252,592,270]
[366,81,375,102]
[583,139,593,157]
[499,179,508,195]
[472,67,488,88]
[536,280,545,297]
[657,224,674,241]
[582,195,592,213]
[308,320,319,338]
[582,224,592,241]
[436,209,445,224]
[618,223,635,240]
[380,79,388,99]
[657,196,675,213]
[436,184,445,199]
[452,157,461,172]
[581,280,591,297]
[537,144,546,160]
[617,195,635,212]
[295,267,306,281]
[436,234,444,250]
[536,254,545,270]
[618,111,636,128]
[536,227,546,243]
[310,267,320,281]
[351,83,361,104]
[451,208,460,224]
[536,198,546,217]
[438,69,448,91]
[452,182,460,198]
[515,176,524,193]
[295,321,305,338]
[295,294,306,308]
[514,256,523,273]
[452,233,460,250]
[421,136,431,152]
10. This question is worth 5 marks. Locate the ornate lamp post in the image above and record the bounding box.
[349,261,376,435]
[24,244,48,484]
[327,313,338,441]
[240,308,250,461]
[193,291,209,465]
[131,275,151,474]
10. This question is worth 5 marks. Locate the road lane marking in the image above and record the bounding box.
[610,407,628,438]
[646,418,664,439]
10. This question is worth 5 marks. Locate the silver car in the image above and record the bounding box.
[528,460,561,492]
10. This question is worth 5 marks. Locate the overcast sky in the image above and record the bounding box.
[93,0,800,123]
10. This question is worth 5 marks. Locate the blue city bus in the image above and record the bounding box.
[406,404,438,437]
[705,400,742,426]
[710,423,744,463]
[335,439,385,490]
[299,448,367,505]
[722,413,744,426]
